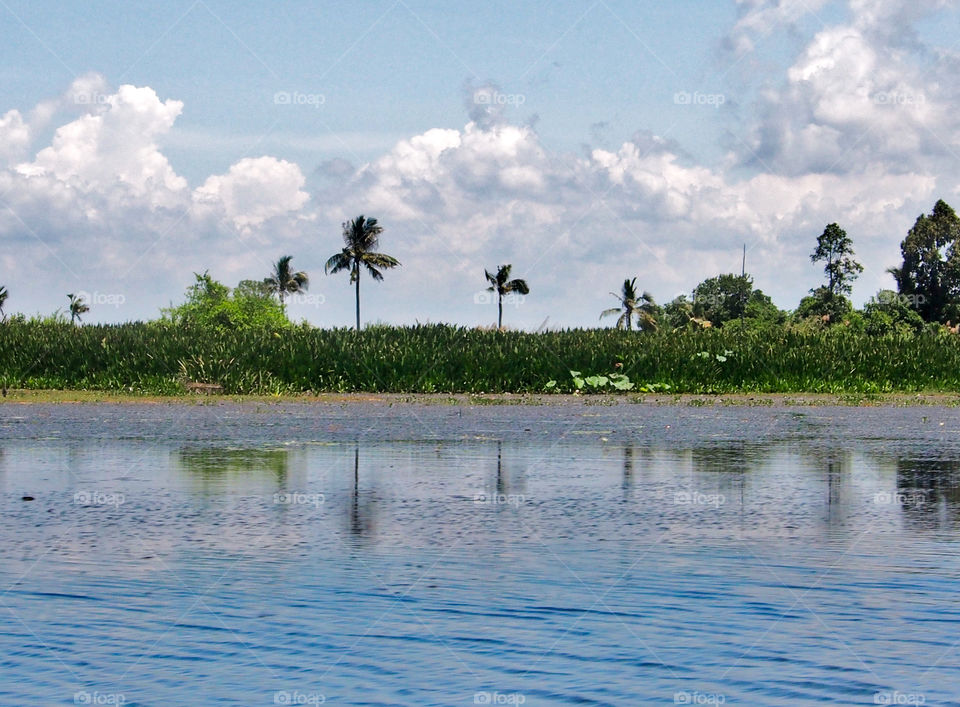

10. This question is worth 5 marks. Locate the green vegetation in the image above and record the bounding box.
[3,320,960,395]
[6,200,960,397]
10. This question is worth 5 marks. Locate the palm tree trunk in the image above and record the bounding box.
[497,293,503,329]
[355,265,361,331]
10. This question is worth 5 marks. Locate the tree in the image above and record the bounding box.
[67,293,89,324]
[162,272,288,330]
[600,278,659,331]
[325,215,400,330]
[862,290,925,336]
[263,255,308,312]
[812,223,863,298]
[0,285,7,322]
[692,274,781,327]
[889,199,960,323]
[484,264,530,329]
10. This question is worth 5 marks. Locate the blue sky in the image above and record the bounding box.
[1,0,959,327]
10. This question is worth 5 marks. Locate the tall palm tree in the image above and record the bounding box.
[67,293,89,325]
[600,278,658,331]
[484,264,530,329]
[263,255,309,312]
[325,215,400,330]
[0,285,7,322]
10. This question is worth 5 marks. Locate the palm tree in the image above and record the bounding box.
[263,255,309,312]
[601,278,659,331]
[484,264,530,329]
[0,285,7,322]
[67,293,89,325]
[325,215,400,330]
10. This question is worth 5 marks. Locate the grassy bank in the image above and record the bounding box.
[3,320,960,395]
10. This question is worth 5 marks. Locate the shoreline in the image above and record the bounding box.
[3,389,960,407]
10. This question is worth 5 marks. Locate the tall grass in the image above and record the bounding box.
[2,320,960,394]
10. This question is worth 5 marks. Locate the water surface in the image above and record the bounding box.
[1,402,959,705]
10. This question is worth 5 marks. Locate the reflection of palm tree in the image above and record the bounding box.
[622,446,634,494]
[348,445,376,539]
[496,441,505,496]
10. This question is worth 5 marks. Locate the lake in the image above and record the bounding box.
[1,401,959,705]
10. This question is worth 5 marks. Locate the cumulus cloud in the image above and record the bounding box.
[0,3,958,326]
[738,1,959,176]
[194,156,310,233]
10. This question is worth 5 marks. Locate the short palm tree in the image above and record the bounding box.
[601,278,658,331]
[325,215,400,330]
[0,285,7,321]
[263,255,309,312]
[485,264,530,329]
[67,293,89,325]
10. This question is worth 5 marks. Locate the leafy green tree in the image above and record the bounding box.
[889,199,960,323]
[67,293,89,325]
[325,215,400,330]
[484,264,530,329]
[600,278,659,331]
[794,286,853,323]
[812,223,863,298]
[861,290,925,336]
[692,274,781,326]
[162,272,288,330]
[263,255,308,312]
[0,285,7,322]
[663,295,694,330]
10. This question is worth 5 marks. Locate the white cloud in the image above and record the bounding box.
[194,156,310,233]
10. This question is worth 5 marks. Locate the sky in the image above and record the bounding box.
[1,0,959,328]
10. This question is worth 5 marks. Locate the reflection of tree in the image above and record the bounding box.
[177,447,290,482]
[822,453,850,528]
[895,457,960,529]
[491,441,525,498]
[347,445,376,540]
